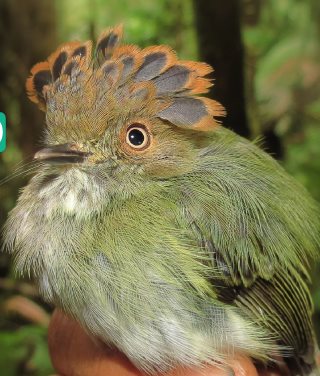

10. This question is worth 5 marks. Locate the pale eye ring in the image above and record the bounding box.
[126,124,150,150]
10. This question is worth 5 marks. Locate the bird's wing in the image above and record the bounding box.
[200,233,317,375]
[179,129,320,374]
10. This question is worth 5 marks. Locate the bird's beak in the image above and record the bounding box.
[34,144,92,164]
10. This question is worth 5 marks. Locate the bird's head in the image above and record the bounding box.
[26,25,225,214]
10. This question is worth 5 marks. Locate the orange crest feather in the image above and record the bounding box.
[26,25,225,130]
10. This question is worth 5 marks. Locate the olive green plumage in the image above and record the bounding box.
[3,26,320,375]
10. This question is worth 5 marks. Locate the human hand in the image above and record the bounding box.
[48,310,284,376]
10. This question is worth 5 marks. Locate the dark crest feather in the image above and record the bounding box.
[33,70,52,98]
[52,51,68,81]
[63,61,77,76]
[120,56,135,81]
[135,52,168,81]
[102,61,121,84]
[96,25,123,60]
[72,46,87,58]
[152,65,190,95]
[157,97,207,127]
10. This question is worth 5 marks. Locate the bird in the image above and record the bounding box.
[3,25,320,375]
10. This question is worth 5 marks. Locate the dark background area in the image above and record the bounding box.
[0,0,319,374]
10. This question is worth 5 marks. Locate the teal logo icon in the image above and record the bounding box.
[0,112,6,152]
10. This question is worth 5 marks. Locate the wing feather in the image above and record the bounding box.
[201,236,318,375]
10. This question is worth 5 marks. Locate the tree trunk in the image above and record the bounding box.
[0,0,57,158]
[193,0,250,138]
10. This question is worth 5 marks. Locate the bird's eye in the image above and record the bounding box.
[126,124,150,150]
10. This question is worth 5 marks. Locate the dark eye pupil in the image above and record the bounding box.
[128,129,144,146]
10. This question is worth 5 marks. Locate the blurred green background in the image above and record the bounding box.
[0,0,319,374]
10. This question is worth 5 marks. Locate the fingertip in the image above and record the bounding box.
[48,311,260,376]
[48,310,142,376]
[161,357,258,376]
[230,356,259,376]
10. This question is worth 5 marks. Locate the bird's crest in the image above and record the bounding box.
[26,25,225,131]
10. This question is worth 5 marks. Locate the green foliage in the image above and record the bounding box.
[0,325,53,376]
[56,0,197,59]
[285,124,320,201]
[243,0,320,195]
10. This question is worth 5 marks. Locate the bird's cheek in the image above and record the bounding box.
[141,144,196,178]
[144,157,196,178]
